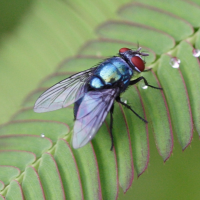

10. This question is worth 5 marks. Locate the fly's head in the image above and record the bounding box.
[119,47,149,73]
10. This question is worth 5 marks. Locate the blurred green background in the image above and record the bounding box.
[0,0,200,199]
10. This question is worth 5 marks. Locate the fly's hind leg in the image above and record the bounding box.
[110,104,114,151]
[116,96,148,123]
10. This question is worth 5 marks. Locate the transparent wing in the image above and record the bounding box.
[73,88,120,149]
[34,67,96,113]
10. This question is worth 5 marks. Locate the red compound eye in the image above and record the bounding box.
[131,56,145,72]
[119,47,131,53]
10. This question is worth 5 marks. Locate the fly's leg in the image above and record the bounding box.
[130,76,162,90]
[116,96,148,123]
[110,104,114,151]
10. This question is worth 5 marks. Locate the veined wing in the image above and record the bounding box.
[34,67,96,113]
[73,88,120,149]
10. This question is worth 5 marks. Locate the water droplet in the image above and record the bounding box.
[120,98,127,103]
[142,85,148,89]
[170,57,181,68]
[41,133,45,138]
[192,49,200,57]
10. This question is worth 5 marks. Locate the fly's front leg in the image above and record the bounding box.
[130,76,162,90]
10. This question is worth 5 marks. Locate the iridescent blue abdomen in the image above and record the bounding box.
[89,57,133,91]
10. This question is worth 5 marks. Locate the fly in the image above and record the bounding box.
[34,47,162,150]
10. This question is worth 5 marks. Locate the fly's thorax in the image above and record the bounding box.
[97,61,121,85]
[108,57,133,76]
[90,60,121,88]
[108,57,133,90]
[89,57,133,89]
